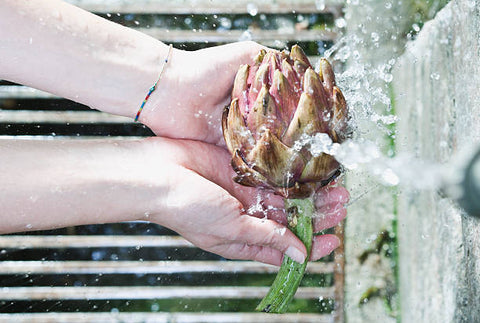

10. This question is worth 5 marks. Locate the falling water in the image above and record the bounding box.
[310,33,443,197]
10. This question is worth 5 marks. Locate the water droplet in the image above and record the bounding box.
[384,73,393,83]
[315,0,326,10]
[430,72,440,80]
[246,3,258,16]
[274,227,287,236]
[335,18,347,29]
[371,32,379,42]
[239,30,253,41]
[381,168,399,186]
[385,2,392,9]
[219,17,232,29]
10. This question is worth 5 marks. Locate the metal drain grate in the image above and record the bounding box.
[0,1,345,322]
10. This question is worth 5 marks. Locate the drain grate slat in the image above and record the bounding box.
[69,0,343,16]
[0,260,334,275]
[137,28,337,43]
[0,312,335,323]
[0,86,58,99]
[0,235,193,248]
[0,286,335,300]
[0,110,131,124]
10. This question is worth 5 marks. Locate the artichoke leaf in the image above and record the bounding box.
[222,99,254,154]
[247,129,305,188]
[283,93,325,146]
[299,154,339,183]
[232,64,250,114]
[231,149,268,187]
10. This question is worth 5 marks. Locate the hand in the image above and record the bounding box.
[141,41,266,145]
[147,138,349,266]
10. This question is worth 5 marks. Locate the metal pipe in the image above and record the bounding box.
[458,147,480,217]
[443,145,480,218]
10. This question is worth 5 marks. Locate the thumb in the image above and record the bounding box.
[236,215,308,264]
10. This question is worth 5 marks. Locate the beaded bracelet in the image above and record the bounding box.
[134,44,173,122]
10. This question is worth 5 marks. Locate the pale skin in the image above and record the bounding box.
[0,0,349,266]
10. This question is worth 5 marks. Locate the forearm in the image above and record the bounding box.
[0,138,172,233]
[0,0,168,118]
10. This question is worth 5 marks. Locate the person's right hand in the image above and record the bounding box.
[144,137,349,266]
[140,41,266,145]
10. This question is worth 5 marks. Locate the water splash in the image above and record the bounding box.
[333,139,445,190]
[246,3,258,17]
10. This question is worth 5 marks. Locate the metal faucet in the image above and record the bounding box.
[458,148,480,217]
[443,145,480,218]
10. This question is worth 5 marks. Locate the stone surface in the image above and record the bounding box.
[393,1,480,322]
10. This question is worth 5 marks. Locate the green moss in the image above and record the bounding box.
[388,82,401,322]
[405,0,450,36]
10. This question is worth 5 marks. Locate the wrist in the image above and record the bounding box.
[137,47,188,127]
[123,138,176,222]
[95,39,172,119]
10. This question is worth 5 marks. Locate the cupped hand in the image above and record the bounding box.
[147,138,348,266]
[140,41,266,145]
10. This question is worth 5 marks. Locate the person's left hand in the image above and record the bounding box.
[145,138,348,265]
[140,41,265,145]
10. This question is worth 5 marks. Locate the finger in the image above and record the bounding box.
[309,234,340,261]
[315,185,350,209]
[205,41,267,71]
[249,189,287,225]
[235,215,308,264]
[313,204,347,233]
[210,243,284,266]
[175,140,285,220]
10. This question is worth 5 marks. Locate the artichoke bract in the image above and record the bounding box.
[222,45,349,199]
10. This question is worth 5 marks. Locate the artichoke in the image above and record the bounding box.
[222,45,349,199]
[222,45,350,313]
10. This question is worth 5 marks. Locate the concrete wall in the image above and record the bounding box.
[392,1,480,322]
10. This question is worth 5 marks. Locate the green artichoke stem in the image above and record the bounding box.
[255,197,314,313]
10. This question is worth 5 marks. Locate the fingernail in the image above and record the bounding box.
[285,246,306,264]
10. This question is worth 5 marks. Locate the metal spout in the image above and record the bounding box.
[458,148,480,217]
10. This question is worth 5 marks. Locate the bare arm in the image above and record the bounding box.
[0,0,265,143]
[0,0,167,118]
[0,138,170,231]
[0,138,347,265]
